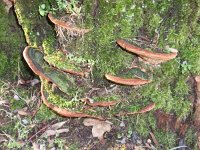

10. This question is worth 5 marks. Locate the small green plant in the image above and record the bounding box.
[180,60,192,74]
[54,137,65,150]
[65,0,81,16]
[56,0,67,10]
[39,0,81,17]
[39,4,51,16]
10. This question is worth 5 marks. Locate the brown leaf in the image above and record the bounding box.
[48,13,91,35]
[17,107,32,116]
[117,39,178,64]
[83,118,112,141]
[30,79,40,86]
[41,121,69,137]
[51,121,67,130]
[32,142,40,150]
[41,128,69,137]
[105,74,151,86]
[83,118,102,126]
[17,110,32,116]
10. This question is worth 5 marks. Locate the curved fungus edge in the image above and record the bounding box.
[48,13,91,34]
[105,74,151,86]
[117,39,178,61]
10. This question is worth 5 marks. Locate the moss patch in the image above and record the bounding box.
[0,1,27,80]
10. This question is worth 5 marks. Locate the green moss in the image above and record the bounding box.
[0,51,9,76]
[154,130,176,149]
[42,36,56,55]
[185,128,198,149]
[0,1,27,80]
[10,99,26,111]
[34,104,56,121]
[44,51,85,72]
[14,0,56,47]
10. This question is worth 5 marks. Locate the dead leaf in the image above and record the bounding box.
[32,142,40,150]
[41,128,69,137]
[51,121,67,130]
[41,121,69,137]
[56,128,69,134]
[83,118,112,141]
[17,110,32,116]
[30,79,40,86]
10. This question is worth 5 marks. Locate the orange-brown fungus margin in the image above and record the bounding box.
[41,84,105,120]
[82,98,118,107]
[23,46,53,83]
[51,65,85,77]
[105,74,151,86]
[48,13,91,34]
[116,39,178,61]
[116,103,156,116]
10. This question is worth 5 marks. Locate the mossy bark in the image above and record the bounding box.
[14,0,56,47]
[6,0,200,148]
[0,1,27,80]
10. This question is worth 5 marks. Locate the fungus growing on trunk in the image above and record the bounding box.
[117,39,178,64]
[48,13,90,35]
[41,83,104,120]
[105,74,151,86]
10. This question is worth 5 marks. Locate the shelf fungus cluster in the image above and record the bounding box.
[22,14,118,120]
[23,47,101,120]
[23,13,178,119]
[105,39,178,86]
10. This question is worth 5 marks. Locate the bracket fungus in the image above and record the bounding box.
[48,13,91,35]
[41,83,104,120]
[23,46,78,94]
[117,39,178,64]
[105,74,151,86]
[23,46,118,119]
